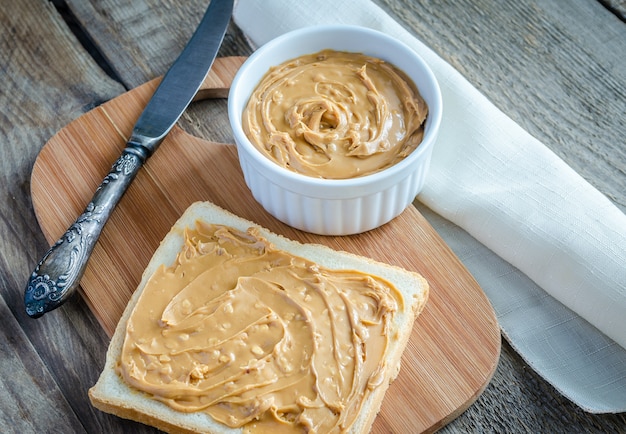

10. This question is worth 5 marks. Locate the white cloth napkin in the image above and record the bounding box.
[233,0,626,412]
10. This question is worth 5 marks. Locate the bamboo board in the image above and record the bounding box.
[30,56,500,433]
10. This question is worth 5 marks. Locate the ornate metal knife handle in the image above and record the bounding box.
[24,142,150,318]
[24,0,232,318]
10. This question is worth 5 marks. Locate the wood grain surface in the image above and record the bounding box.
[1,0,625,433]
[30,57,500,434]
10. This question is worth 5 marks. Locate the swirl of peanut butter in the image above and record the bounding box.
[117,222,403,433]
[242,49,428,179]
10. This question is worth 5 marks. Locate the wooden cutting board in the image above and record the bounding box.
[31,56,500,433]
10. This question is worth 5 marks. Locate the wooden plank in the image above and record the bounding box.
[0,1,154,432]
[62,0,252,88]
[0,296,83,432]
[601,0,626,20]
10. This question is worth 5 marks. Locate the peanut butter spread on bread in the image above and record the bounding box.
[242,50,428,179]
[117,222,404,433]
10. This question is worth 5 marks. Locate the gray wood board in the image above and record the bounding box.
[0,0,624,432]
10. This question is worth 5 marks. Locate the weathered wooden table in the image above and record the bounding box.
[1,0,624,432]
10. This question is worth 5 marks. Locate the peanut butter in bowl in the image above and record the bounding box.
[242,50,429,179]
[228,25,442,235]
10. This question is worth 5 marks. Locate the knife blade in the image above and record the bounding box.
[24,0,234,318]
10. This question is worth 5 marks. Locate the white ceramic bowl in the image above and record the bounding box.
[228,25,442,235]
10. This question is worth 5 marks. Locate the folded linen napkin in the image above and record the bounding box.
[233,0,626,412]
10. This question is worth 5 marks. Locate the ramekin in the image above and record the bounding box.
[228,25,442,235]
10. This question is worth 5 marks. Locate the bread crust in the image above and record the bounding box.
[89,201,428,433]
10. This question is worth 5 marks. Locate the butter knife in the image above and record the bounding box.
[24,0,234,318]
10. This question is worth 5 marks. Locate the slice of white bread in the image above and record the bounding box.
[89,201,428,433]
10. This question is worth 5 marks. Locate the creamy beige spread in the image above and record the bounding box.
[117,222,403,433]
[242,49,428,179]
